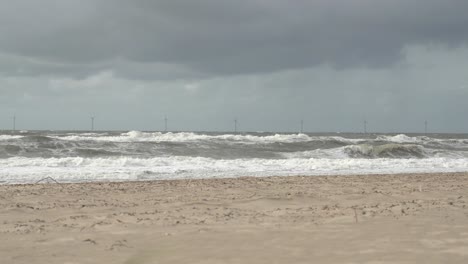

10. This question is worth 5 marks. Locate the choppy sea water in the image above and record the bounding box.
[1,130,468,184]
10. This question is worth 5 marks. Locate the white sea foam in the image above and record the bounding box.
[0,135,24,141]
[376,134,425,143]
[282,148,349,159]
[1,156,467,184]
[55,131,313,143]
[375,134,468,149]
[283,144,429,159]
[52,131,367,144]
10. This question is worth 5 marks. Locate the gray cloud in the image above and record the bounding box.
[1,0,468,78]
[1,45,467,132]
[1,1,468,133]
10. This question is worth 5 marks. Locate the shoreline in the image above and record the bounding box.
[1,172,467,263]
[4,171,468,186]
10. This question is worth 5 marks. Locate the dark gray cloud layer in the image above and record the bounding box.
[1,0,468,78]
[1,1,468,132]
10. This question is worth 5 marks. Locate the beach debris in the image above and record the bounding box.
[110,239,131,251]
[83,238,97,245]
[353,207,358,223]
[35,177,60,184]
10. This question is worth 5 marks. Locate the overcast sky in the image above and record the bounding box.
[1,0,468,132]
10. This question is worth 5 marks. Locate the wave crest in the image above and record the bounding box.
[344,144,427,158]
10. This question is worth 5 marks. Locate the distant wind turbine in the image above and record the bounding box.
[91,116,95,131]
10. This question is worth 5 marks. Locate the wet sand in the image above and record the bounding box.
[1,173,467,263]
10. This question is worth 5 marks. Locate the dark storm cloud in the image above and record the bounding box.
[1,0,468,78]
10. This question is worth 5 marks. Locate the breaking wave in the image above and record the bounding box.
[284,144,428,159]
[54,131,363,144]
[343,144,427,158]
[1,131,468,184]
[1,156,468,184]
[0,135,24,141]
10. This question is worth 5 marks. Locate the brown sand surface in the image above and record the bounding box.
[0,173,467,263]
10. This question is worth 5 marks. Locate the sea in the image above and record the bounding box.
[1,130,468,184]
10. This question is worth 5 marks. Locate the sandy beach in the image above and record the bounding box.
[1,173,467,263]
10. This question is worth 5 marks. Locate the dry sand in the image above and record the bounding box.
[0,173,467,264]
